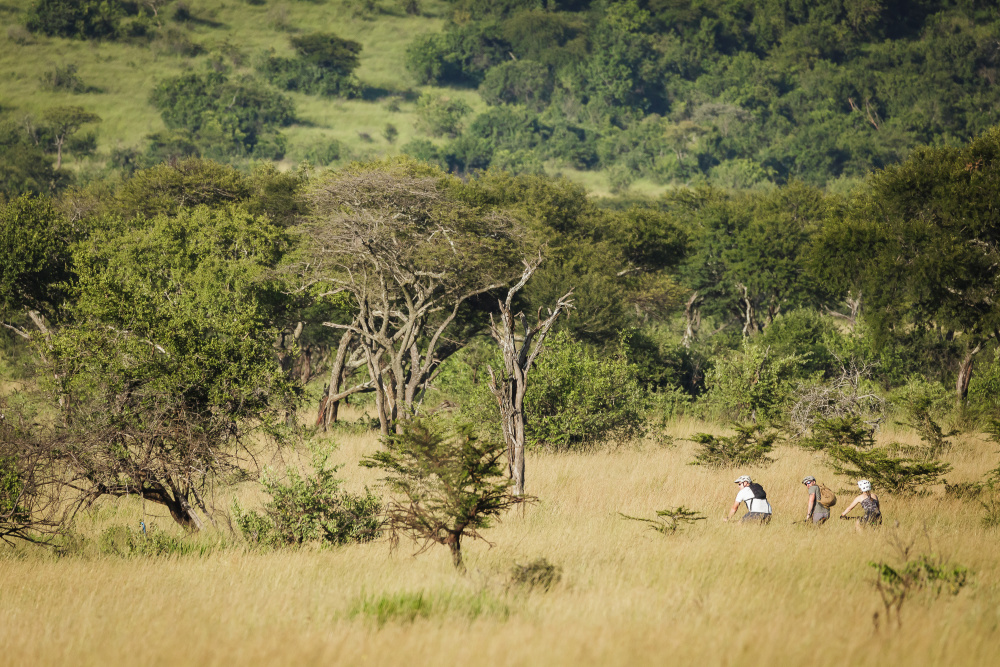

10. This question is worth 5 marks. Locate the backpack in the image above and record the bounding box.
[748,482,767,500]
[817,483,837,508]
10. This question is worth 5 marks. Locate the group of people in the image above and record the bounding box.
[723,474,882,527]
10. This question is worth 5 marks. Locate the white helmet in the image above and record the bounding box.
[858,479,872,492]
[734,475,752,484]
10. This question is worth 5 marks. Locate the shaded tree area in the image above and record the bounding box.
[403,0,1000,188]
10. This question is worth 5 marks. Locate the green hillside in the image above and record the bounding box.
[1,0,999,196]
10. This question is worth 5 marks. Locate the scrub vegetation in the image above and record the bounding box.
[3,1,1000,665]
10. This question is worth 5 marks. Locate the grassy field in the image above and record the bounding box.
[1,408,997,666]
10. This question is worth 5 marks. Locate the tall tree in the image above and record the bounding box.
[299,158,525,434]
[817,126,1000,405]
[50,204,296,529]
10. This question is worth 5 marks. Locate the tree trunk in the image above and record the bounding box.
[956,344,982,407]
[682,291,701,348]
[446,534,464,571]
[318,330,354,429]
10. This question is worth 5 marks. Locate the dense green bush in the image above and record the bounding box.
[702,341,804,423]
[478,60,553,110]
[525,331,646,449]
[233,455,382,548]
[414,93,471,138]
[25,0,124,40]
[149,72,294,158]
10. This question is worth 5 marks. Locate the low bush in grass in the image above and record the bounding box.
[98,524,212,558]
[233,454,383,548]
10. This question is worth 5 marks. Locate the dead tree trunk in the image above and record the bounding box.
[485,257,573,496]
[956,343,982,407]
[682,291,701,348]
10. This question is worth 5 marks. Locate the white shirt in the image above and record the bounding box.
[736,486,772,514]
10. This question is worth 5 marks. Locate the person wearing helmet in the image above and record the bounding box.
[840,479,882,527]
[724,475,772,524]
[802,475,830,525]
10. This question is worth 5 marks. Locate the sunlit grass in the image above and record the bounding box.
[1,403,998,666]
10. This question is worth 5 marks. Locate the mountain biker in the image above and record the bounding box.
[802,475,830,525]
[724,475,772,524]
[840,479,882,527]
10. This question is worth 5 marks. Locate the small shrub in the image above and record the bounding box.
[798,415,876,451]
[98,524,209,557]
[40,64,97,93]
[870,530,969,629]
[383,123,398,144]
[619,506,706,535]
[525,331,646,450]
[896,397,957,459]
[361,419,530,571]
[302,138,343,166]
[689,423,778,469]
[827,445,951,494]
[944,480,984,501]
[509,558,562,592]
[233,454,383,548]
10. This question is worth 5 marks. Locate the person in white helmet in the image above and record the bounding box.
[840,479,881,527]
[724,475,772,524]
[801,475,830,525]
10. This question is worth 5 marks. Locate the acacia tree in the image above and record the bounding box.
[41,106,100,170]
[485,256,572,496]
[50,203,296,530]
[300,158,524,434]
[817,126,1000,405]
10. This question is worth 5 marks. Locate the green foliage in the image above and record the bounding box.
[232,455,382,547]
[25,0,124,40]
[478,60,553,110]
[818,126,1000,404]
[348,589,509,626]
[0,119,68,198]
[98,524,211,557]
[689,423,778,469]
[40,64,98,94]
[255,51,361,98]
[291,32,362,76]
[703,342,804,423]
[871,551,969,628]
[799,415,876,451]
[0,194,71,320]
[149,72,294,158]
[524,331,646,449]
[826,446,951,494]
[619,506,707,535]
[415,93,471,138]
[361,419,529,570]
[509,557,562,592]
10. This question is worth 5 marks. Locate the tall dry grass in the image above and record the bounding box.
[1,410,998,666]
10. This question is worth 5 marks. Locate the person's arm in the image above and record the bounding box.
[840,495,861,517]
[724,499,741,522]
[807,491,816,519]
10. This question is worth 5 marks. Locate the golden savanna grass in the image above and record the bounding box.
[1,411,999,666]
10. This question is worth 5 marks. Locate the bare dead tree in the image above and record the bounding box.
[789,358,886,436]
[485,256,573,495]
[300,160,525,435]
